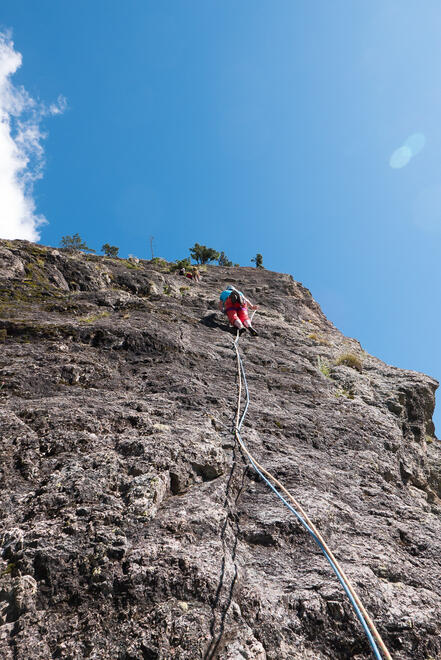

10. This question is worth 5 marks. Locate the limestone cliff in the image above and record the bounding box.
[0,239,440,659]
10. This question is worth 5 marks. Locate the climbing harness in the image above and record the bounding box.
[230,320,392,660]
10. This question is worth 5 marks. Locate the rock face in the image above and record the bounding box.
[0,239,440,660]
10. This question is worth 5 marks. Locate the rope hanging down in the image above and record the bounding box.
[230,328,392,660]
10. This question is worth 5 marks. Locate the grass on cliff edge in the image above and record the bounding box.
[335,353,363,373]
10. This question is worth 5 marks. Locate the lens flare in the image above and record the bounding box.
[389,132,425,169]
[404,133,426,156]
[389,146,412,169]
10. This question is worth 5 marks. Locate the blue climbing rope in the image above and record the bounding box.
[232,333,388,660]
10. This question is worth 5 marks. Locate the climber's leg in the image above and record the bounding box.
[238,307,251,328]
[226,308,244,329]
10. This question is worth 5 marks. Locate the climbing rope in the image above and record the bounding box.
[230,324,392,660]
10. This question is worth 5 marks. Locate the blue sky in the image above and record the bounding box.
[2,1,441,430]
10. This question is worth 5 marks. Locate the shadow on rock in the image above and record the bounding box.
[200,313,234,334]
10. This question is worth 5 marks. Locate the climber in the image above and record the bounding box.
[192,266,201,282]
[219,285,259,336]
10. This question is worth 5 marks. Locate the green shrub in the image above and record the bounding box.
[335,353,363,373]
[171,258,191,272]
[218,251,233,267]
[102,243,119,257]
[189,243,220,265]
[60,233,95,252]
[251,253,264,268]
[150,257,170,271]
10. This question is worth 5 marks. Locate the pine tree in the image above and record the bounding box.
[189,243,220,264]
[101,243,119,257]
[60,234,95,252]
[251,253,264,268]
[218,251,233,267]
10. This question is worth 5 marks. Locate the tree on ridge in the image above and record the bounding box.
[60,233,95,253]
[189,243,220,264]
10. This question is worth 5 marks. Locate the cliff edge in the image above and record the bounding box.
[0,239,440,659]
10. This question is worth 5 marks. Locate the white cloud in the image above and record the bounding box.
[0,31,65,241]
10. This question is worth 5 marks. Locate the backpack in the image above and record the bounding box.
[229,290,245,306]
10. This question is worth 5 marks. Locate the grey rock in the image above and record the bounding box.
[0,239,440,659]
[0,246,26,280]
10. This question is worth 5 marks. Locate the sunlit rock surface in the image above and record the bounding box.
[0,239,440,659]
